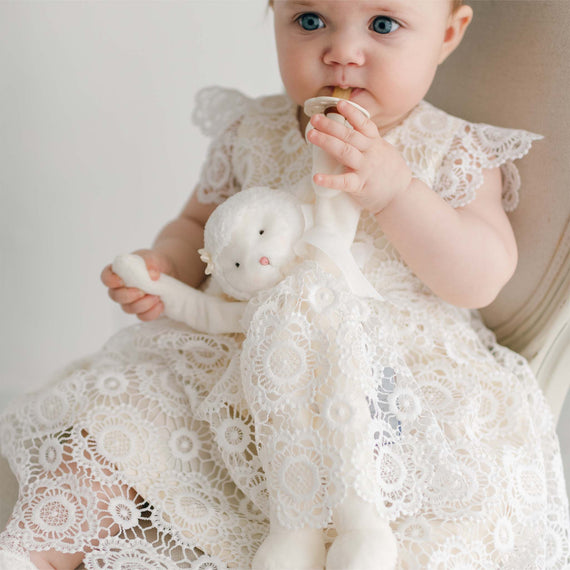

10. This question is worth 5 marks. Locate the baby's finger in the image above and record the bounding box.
[336,100,379,139]
[108,286,146,305]
[313,171,361,194]
[137,300,165,322]
[145,260,162,281]
[307,128,362,171]
[310,113,370,151]
[101,264,124,289]
[133,249,171,280]
[121,294,161,315]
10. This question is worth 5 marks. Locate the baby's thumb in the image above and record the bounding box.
[148,266,161,281]
[135,250,164,281]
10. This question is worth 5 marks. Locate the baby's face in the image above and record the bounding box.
[273,0,468,134]
[216,204,304,298]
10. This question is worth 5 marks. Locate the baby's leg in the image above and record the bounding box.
[2,436,141,570]
[31,475,138,569]
[29,548,84,570]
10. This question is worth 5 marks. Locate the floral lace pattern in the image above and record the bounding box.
[1,87,568,569]
[382,100,542,211]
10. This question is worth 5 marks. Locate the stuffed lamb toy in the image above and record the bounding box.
[112,187,306,334]
[112,183,380,335]
[112,186,396,570]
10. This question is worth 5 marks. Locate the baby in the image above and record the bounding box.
[1,1,568,569]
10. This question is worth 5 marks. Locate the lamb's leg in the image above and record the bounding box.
[251,522,326,570]
[112,254,245,334]
[326,490,397,570]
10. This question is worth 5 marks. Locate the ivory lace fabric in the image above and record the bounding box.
[1,87,568,569]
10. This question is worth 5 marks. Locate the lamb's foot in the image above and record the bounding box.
[325,525,397,570]
[251,527,325,570]
[326,491,397,570]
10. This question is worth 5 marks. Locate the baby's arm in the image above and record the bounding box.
[307,101,517,309]
[101,190,217,321]
[376,167,516,308]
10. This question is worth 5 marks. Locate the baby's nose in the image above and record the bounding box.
[323,29,365,67]
[259,256,270,266]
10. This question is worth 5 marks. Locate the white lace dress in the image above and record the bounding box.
[1,87,568,569]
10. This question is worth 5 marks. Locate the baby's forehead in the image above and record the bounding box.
[275,0,453,14]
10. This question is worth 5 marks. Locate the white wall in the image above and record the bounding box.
[1,0,281,396]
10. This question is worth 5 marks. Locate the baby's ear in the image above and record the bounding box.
[438,4,473,64]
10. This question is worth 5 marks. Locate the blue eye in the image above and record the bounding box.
[371,16,400,35]
[297,13,324,31]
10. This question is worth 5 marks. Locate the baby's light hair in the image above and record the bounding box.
[269,0,464,12]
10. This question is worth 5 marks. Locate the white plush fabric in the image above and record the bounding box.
[112,253,246,334]
[0,89,567,569]
[201,187,306,301]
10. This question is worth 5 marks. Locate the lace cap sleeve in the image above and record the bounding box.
[435,121,542,211]
[191,87,253,204]
[192,86,252,137]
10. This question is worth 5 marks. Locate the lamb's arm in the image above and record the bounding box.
[303,110,381,300]
[112,254,245,334]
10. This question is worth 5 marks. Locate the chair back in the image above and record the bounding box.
[427,0,570,364]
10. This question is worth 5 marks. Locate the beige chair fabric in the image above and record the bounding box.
[427,0,570,420]
[0,458,16,530]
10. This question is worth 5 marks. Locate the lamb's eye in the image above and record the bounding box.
[259,230,264,235]
[235,262,240,268]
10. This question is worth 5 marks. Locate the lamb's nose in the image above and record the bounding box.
[259,256,270,266]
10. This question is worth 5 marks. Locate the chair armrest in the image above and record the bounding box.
[530,295,570,423]
[0,456,18,528]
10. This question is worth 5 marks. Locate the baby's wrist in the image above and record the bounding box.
[371,174,414,217]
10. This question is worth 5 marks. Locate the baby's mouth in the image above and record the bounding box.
[326,86,363,99]
[259,256,270,266]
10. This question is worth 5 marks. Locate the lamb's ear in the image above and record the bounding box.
[198,248,215,275]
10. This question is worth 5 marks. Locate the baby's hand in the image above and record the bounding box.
[306,100,412,214]
[101,249,174,321]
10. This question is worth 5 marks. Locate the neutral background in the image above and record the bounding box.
[1,0,568,500]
